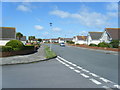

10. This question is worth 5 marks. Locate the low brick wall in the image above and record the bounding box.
[67,44,119,52]
[0,49,35,57]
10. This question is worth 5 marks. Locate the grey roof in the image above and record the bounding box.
[89,32,103,40]
[105,28,120,40]
[20,36,26,41]
[0,27,16,40]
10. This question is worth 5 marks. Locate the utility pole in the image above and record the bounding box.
[49,22,52,51]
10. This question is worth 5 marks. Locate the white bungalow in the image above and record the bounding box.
[73,36,87,44]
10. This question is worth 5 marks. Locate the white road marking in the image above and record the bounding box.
[74,70,80,73]
[89,73,99,77]
[99,77,111,83]
[102,86,113,90]
[71,64,77,66]
[89,78,102,85]
[65,64,70,67]
[80,73,89,78]
[56,56,120,88]
[82,69,90,73]
[76,66,83,69]
[69,67,75,70]
[114,85,120,89]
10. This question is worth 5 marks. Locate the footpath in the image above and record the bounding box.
[0,45,47,65]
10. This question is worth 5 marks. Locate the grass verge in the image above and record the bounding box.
[44,45,56,59]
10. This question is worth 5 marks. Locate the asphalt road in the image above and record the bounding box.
[51,44,118,84]
[2,44,119,88]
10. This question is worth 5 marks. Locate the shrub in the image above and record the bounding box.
[89,44,97,47]
[76,43,80,45]
[66,41,75,44]
[0,46,13,52]
[24,45,34,50]
[110,40,119,48]
[98,42,111,48]
[6,40,24,49]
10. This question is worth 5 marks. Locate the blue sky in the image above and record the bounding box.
[2,2,118,39]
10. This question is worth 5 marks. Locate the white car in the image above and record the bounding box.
[60,43,65,47]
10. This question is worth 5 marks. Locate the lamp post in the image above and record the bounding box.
[49,22,52,51]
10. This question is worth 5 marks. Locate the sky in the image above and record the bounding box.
[2,2,118,39]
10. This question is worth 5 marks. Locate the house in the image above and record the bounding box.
[20,36,26,45]
[16,36,26,45]
[100,28,120,43]
[50,38,59,43]
[87,32,103,45]
[42,39,50,43]
[64,38,73,42]
[0,27,16,46]
[58,38,65,43]
[73,36,87,44]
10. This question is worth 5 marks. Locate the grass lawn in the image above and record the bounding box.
[44,45,56,59]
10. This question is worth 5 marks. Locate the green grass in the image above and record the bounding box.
[44,45,56,59]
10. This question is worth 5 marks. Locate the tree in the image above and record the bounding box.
[16,32,23,40]
[38,38,42,42]
[28,36,35,43]
[28,36,35,40]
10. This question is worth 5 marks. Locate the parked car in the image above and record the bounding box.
[60,43,65,47]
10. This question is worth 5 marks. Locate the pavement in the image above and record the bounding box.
[2,44,119,89]
[0,45,46,65]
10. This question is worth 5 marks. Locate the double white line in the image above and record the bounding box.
[56,56,120,89]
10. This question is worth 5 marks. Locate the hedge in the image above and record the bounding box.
[110,40,119,48]
[98,42,111,48]
[6,40,24,49]
[89,44,97,47]
[0,46,13,52]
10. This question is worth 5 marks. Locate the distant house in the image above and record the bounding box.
[42,39,50,43]
[100,28,120,43]
[65,38,73,42]
[50,38,59,43]
[87,32,103,45]
[20,36,26,45]
[0,27,16,46]
[73,36,87,44]
[58,38,65,43]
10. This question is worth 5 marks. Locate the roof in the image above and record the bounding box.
[51,38,59,40]
[0,27,16,40]
[64,38,73,41]
[105,28,120,40]
[42,39,50,41]
[89,32,103,40]
[76,36,87,40]
[20,36,26,41]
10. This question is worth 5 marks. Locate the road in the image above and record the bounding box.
[2,44,119,89]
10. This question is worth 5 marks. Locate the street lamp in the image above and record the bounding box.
[49,22,52,51]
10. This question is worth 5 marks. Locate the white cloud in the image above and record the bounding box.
[34,25,44,30]
[50,9,109,28]
[52,27,61,31]
[50,10,70,18]
[106,3,118,11]
[17,5,31,12]
[107,12,118,17]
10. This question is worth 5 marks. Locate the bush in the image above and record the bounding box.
[110,40,119,48]
[89,44,97,47]
[24,45,34,50]
[0,46,13,52]
[66,41,75,44]
[98,42,111,48]
[6,40,24,49]
[76,43,80,45]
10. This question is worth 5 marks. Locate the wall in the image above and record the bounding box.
[0,40,10,46]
